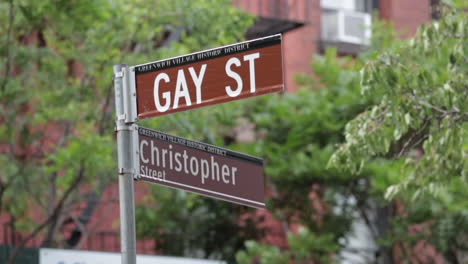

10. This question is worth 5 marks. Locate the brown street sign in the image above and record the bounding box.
[136,126,265,208]
[133,34,283,120]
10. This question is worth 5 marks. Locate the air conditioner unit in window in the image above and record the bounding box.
[321,9,372,53]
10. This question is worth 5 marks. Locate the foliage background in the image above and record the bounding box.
[0,0,254,259]
[0,0,466,263]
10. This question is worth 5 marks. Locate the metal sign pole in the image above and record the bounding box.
[114,64,137,264]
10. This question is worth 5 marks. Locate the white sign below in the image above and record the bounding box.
[40,248,226,264]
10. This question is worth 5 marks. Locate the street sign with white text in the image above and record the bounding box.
[114,35,283,264]
[136,126,265,208]
[132,34,283,120]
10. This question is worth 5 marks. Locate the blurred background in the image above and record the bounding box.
[0,0,466,263]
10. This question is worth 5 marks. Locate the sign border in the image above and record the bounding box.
[133,34,284,120]
[133,34,282,74]
[136,126,266,208]
[137,127,263,165]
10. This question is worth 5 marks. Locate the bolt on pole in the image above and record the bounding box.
[114,64,137,264]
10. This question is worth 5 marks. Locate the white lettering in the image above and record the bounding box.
[190,157,199,176]
[154,73,171,112]
[162,148,168,168]
[211,156,220,181]
[174,153,182,171]
[243,53,260,93]
[222,165,230,183]
[150,141,160,166]
[201,159,209,184]
[173,69,191,109]
[140,140,149,163]
[140,142,241,186]
[232,167,237,185]
[188,64,207,104]
[225,57,243,97]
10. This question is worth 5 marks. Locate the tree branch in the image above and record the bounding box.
[1,0,14,93]
[98,83,113,135]
[41,164,85,247]
[6,162,86,264]
[409,93,461,117]
[396,120,430,158]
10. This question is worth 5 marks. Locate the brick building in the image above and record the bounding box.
[235,0,431,91]
[0,0,436,262]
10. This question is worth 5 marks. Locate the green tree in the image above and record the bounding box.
[235,5,467,263]
[329,4,467,205]
[236,228,339,264]
[233,49,373,264]
[328,3,468,263]
[0,0,253,262]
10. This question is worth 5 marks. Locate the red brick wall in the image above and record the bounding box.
[234,0,314,23]
[380,0,431,38]
[236,0,432,91]
[234,0,320,91]
[283,23,319,91]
